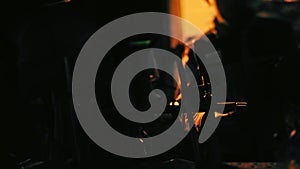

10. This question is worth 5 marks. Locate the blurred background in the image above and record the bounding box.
[1,0,300,169]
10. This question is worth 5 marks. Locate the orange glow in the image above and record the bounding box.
[170,0,183,48]
[236,102,246,104]
[217,102,236,105]
[200,75,205,86]
[285,0,298,3]
[174,101,180,106]
[210,0,226,24]
[194,112,205,131]
[290,129,297,138]
[64,0,71,3]
[175,93,182,101]
[180,0,216,38]
[216,102,247,106]
[236,105,247,107]
[170,0,226,45]
[289,160,300,169]
[215,112,229,118]
[182,46,190,68]
[173,62,182,101]
[215,111,234,118]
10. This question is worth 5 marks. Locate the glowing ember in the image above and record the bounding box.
[149,74,154,79]
[217,102,236,105]
[236,102,247,105]
[200,75,205,86]
[290,129,297,138]
[214,111,234,118]
[217,101,247,106]
[174,101,180,106]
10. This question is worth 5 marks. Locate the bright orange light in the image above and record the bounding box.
[64,0,71,3]
[170,0,221,46]
[284,0,298,3]
[194,112,205,131]
[181,46,190,68]
[210,0,226,24]
[215,112,228,118]
[215,111,234,118]
[200,75,205,86]
[175,93,182,101]
[290,129,297,138]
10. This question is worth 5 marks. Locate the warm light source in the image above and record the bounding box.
[194,112,206,132]
[170,0,225,45]
[284,0,298,3]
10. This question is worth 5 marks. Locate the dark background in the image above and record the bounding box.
[1,0,300,169]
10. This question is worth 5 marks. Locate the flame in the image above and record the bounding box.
[194,112,206,132]
[210,0,226,24]
[170,0,227,48]
[182,46,190,68]
[175,93,182,101]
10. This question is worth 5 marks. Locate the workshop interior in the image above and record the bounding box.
[1,0,300,169]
